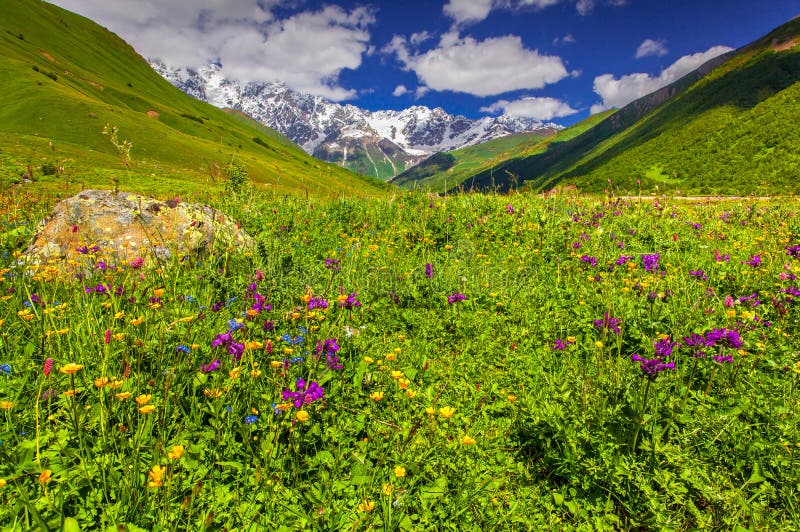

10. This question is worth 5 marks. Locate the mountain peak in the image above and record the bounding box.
[151,61,560,180]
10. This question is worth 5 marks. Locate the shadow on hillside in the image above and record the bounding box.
[456,48,800,193]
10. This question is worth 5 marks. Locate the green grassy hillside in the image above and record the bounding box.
[392,120,602,192]
[439,18,800,195]
[0,0,385,197]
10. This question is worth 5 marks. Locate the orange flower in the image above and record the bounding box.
[461,435,477,445]
[135,394,151,405]
[139,404,156,414]
[39,470,52,484]
[167,445,185,460]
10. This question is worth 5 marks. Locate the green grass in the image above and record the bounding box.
[0,0,386,198]
[0,187,799,529]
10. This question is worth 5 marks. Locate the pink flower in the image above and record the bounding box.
[723,295,734,308]
[43,358,53,377]
[104,329,112,345]
[129,257,144,270]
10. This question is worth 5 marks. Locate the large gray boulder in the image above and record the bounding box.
[25,189,255,263]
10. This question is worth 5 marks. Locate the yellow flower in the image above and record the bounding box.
[113,333,125,342]
[358,499,375,512]
[229,367,242,379]
[245,341,263,350]
[108,379,124,389]
[62,389,78,398]
[381,483,393,496]
[595,341,604,349]
[398,378,410,390]
[148,465,165,488]
[461,435,477,445]
[114,311,125,320]
[393,466,406,478]
[167,445,185,460]
[283,347,294,355]
[115,392,132,400]
[39,469,52,484]
[94,376,109,388]
[425,406,436,416]
[139,404,156,414]
[178,315,194,323]
[204,388,223,399]
[1,401,13,410]
[390,370,403,380]
[363,356,374,364]
[506,394,517,403]
[129,317,144,326]
[153,288,165,298]
[250,368,262,378]
[438,406,455,419]
[405,389,417,399]
[135,394,152,405]
[60,363,83,375]
[369,391,384,402]
[295,410,310,422]
[270,360,283,369]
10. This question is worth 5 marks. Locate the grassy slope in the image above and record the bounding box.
[0,0,385,198]
[444,18,800,195]
[393,119,604,192]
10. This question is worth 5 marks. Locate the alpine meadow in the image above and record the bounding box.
[1,0,800,530]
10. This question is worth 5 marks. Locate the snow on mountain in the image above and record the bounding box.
[150,61,562,180]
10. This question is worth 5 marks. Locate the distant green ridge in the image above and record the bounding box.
[391,128,563,192]
[0,0,386,197]
[422,17,800,196]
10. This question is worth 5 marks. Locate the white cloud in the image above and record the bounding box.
[49,1,374,101]
[443,0,624,25]
[415,86,431,99]
[443,0,494,25]
[392,85,409,97]
[553,34,576,46]
[386,33,569,97]
[481,96,578,120]
[591,45,734,112]
[636,38,668,58]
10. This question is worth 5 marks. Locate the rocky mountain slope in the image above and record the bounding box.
[151,61,560,180]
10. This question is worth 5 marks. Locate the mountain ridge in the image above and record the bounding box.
[151,61,561,180]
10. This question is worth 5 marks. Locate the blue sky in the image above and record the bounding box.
[51,0,800,125]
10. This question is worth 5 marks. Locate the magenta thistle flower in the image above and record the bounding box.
[308,296,329,310]
[425,263,434,278]
[632,353,675,380]
[641,253,660,273]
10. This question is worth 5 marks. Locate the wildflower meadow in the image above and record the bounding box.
[0,189,799,530]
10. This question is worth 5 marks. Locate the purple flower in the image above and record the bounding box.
[705,328,743,349]
[325,258,341,271]
[593,312,622,335]
[228,341,245,361]
[425,263,434,279]
[316,338,340,356]
[552,338,573,351]
[653,336,677,359]
[212,332,233,348]
[712,354,734,364]
[632,353,675,380]
[689,269,707,280]
[580,255,597,267]
[308,296,329,310]
[505,204,515,214]
[339,292,361,310]
[682,333,709,358]
[447,292,467,304]
[615,255,633,266]
[201,359,221,373]
[786,245,800,258]
[281,378,325,409]
[641,253,660,273]
[742,255,761,268]
[714,249,730,263]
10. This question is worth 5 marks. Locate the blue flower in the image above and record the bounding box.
[228,318,244,331]
[176,345,191,353]
[245,415,258,425]
[0,364,10,375]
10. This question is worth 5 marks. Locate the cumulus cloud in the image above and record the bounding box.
[443,0,494,25]
[392,85,409,97]
[49,0,374,101]
[386,32,569,97]
[591,45,734,112]
[636,38,668,58]
[553,34,576,46]
[481,96,578,120]
[443,0,625,25]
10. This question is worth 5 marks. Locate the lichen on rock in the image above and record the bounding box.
[25,189,255,263]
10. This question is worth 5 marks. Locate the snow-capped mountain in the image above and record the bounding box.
[151,61,561,180]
